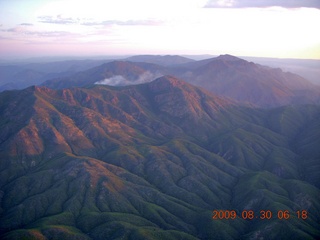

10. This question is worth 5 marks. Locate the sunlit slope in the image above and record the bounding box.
[0,76,319,239]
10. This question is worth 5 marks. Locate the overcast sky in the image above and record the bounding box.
[0,0,319,59]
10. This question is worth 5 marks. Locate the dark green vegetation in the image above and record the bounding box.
[0,76,319,239]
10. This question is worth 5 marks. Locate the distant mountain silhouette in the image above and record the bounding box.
[1,76,319,239]
[0,59,113,91]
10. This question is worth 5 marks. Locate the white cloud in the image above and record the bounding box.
[208,0,235,7]
[205,0,320,8]
[95,72,163,86]
[95,75,127,85]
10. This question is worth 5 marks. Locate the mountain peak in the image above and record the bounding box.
[126,55,194,66]
[215,54,243,61]
[146,75,185,94]
[152,75,181,85]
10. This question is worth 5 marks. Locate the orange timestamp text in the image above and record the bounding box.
[212,210,308,220]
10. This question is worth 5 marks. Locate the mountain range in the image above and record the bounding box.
[39,55,320,108]
[1,54,319,108]
[0,73,319,239]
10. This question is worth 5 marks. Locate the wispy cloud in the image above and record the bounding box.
[83,19,163,26]
[5,26,69,37]
[38,15,77,24]
[20,23,34,26]
[205,0,320,8]
[0,23,132,48]
[38,15,163,26]
[2,25,81,43]
[5,26,28,33]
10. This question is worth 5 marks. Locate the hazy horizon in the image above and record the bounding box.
[2,53,320,65]
[1,0,320,60]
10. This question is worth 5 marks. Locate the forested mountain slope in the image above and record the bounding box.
[0,76,319,239]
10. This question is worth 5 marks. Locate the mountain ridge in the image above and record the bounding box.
[170,55,320,107]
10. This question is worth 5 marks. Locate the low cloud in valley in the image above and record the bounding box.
[95,72,163,86]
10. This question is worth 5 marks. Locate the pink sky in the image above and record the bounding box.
[1,0,319,59]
